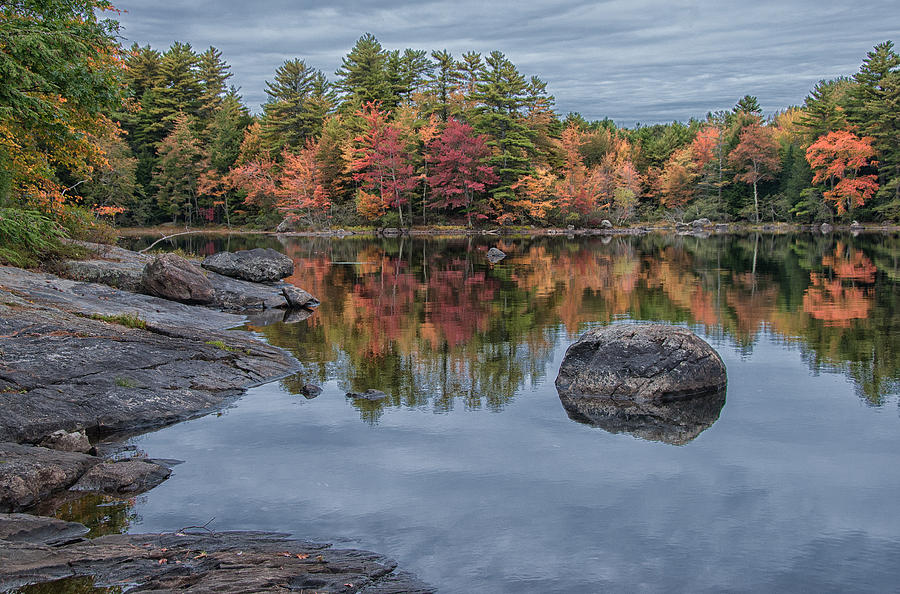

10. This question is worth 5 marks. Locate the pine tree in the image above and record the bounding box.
[798,78,852,138]
[262,59,335,151]
[428,50,460,121]
[196,47,232,133]
[848,41,900,215]
[143,42,202,145]
[471,51,535,208]
[154,113,204,224]
[335,33,391,111]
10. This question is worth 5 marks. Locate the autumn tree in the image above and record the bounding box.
[277,141,330,227]
[348,102,418,226]
[427,119,497,226]
[657,147,697,211]
[806,130,879,215]
[555,124,604,215]
[0,0,127,210]
[728,123,781,223]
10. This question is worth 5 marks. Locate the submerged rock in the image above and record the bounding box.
[300,384,322,398]
[486,247,506,263]
[347,389,389,401]
[202,248,294,282]
[555,324,726,402]
[0,513,89,546]
[142,253,214,304]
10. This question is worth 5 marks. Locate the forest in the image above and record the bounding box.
[1,1,899,240]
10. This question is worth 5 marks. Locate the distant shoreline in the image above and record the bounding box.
[117,222,900,239]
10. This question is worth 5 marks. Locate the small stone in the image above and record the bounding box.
[282,285,320,309]
[600,219,613,229]
[300,384,322,399]
[38,430,91,454]
[486,247,506,263]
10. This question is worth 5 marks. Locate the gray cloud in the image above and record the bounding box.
[113,0,898,126]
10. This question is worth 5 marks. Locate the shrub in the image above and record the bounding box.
[0,208,66,267]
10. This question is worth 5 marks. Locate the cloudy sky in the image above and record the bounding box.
[113,0,897,126]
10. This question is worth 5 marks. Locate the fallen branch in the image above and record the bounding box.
[138,230,201,254]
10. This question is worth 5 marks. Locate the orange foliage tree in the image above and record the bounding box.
[728,123,781,223]
[805,130,879,215]
[0,0,128,211]
[277,140,331,228]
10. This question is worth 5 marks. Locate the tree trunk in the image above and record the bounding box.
[753,180,759,224]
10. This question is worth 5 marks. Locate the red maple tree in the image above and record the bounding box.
[348,101,418,225]
[426,118,497,227]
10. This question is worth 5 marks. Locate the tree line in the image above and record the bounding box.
[2,2,898,230]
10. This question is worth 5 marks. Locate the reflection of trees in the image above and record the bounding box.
[37,492,138,538]
[240,232,900,420]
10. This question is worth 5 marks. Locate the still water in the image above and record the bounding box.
[117,233,900,592]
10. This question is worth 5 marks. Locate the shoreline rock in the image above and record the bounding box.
[0,513,433,593]
[0,255,429,591]
[202,248,294,282]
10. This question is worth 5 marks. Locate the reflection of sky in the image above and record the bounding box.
[130,333,900,592]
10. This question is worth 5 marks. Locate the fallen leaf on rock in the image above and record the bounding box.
[296,553,309,559]
[158,559,167,565]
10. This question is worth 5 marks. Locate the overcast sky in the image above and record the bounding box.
[112,0,898,127]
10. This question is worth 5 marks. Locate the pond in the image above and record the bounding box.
[113,232,900,592]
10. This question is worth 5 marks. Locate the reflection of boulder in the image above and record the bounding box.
[559,388,725,445]
[555,324,727,444]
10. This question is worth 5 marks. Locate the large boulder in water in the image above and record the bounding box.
[556,324,726,402]
[141,254,214,304]
[555,324,727,444]
[202,248,294,283]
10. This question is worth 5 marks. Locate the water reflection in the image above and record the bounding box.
[131,232,900,418]
[559,389,727,445]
